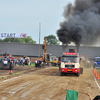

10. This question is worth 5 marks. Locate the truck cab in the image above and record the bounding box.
[59,52,80,76]
[94,57,100,68]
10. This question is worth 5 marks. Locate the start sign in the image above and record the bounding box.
[0,33,27,38]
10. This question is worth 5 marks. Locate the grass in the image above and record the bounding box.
[95,68,100,74]
[12,71,24,75]
[90,66,93,69]
[19,63,35,67]
[30,63,35,66]
[12,63,35,75]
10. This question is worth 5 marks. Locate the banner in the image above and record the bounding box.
[65,89,78,100]
[0,33,27,38]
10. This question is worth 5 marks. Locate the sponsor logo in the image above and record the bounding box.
[20,33,27,38]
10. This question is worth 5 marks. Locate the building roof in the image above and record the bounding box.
[0,42,100,59]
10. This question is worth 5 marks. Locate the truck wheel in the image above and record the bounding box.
[61,73,64,76]
[80,67,83,74]
[59,66,61,72]
[76,73,80,77]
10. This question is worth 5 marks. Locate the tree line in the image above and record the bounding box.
[0,35,60,45]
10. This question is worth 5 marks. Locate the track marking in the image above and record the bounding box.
[0,75,27,84]
[0,67,48,84]
[90,70,100,89]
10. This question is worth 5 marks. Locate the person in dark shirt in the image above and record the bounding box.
[39,59,42,68]
[4,51,8,57]
[9,60,13,75]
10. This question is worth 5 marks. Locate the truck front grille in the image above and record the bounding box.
[65,65,75,68]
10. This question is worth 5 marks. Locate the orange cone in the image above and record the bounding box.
[95,71,97,77]
[94,70,96,74]
[97,73,99,79]
[93,68,94,73]
[9,70,12,75]
[94,69,95,73]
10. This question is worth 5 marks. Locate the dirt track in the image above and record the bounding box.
[0,67,100,100]
[0,66,35,76]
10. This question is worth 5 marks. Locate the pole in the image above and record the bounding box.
[38,23,41,59]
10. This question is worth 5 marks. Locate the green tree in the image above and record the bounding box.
[0,39,3,42]
[23,36,36,44]
[1,36,36,44]
[46,35,60,45]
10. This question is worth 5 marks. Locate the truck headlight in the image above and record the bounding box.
[62,69,64,71]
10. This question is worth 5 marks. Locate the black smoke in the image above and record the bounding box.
[56,0,100,46]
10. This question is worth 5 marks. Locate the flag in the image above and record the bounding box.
[65,89,78,100]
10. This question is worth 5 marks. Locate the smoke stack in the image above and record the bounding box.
[56,0,100,46]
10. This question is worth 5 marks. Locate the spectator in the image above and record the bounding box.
[4,51,8,57]
[35,60,37,68]
[9,60,14,75]
[20,59,22,66]
[7,56,10,62]
[23,56,25,66]
[14,59,17,66]
[18,59,21,66]
[39,59,42,68]
[9,54,13,61]
[4,56,7,61]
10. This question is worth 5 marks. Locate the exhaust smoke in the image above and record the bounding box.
[56,0,100,47]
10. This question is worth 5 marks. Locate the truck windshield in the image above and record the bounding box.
[95,58,100,62]
[62,56,79,63]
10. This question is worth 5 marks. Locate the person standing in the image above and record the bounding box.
[9,60,13,75]
[39,59,42,68]
[23,56,25,66]
[35,60,38,68]
[4,51,8,57]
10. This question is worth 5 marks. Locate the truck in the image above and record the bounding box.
[59,50,83,77]
[94,57,100,68]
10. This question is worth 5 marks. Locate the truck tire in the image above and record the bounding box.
[61,72,64,76]
[76,73,80,77]
[59,66,61,72]
[80,67,83,74]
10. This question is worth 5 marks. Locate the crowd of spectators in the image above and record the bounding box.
[0,52,26,66]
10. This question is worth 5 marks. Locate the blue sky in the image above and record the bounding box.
[0,0,74,44]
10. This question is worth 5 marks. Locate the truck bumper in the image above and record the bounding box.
[61,68,79,73]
